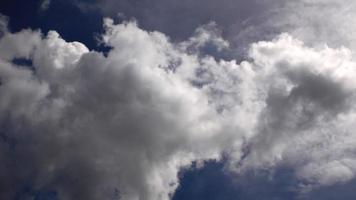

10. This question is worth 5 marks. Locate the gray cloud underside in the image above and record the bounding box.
[1,0,356,199]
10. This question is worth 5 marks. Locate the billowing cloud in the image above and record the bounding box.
[232,35,356,189]
[1,3,356,199]
[70,0,278,60]
[0,18,231,200]
[74,0,356,58]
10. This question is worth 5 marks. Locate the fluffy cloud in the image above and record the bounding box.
[234,34,356,188]
[73,0,356,60]
[0,18,230,200]
[2,12,356,200]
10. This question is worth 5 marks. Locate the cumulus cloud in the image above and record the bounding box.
[72,0,356,60]
[232,34,356,188]
[2,4,356,199]
[0,17,231,200]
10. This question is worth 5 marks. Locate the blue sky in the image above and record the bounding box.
[1,0,356,200]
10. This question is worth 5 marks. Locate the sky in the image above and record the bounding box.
[1,0,356,200]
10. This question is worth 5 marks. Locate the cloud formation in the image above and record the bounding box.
[0,18,230,200]
[233,35,356,189]
[1,4,356,199]
[74,0,356,58]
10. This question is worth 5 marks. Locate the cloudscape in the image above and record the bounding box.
[1,0,356,199]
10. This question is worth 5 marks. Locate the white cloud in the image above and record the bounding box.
[0,19,229,200]
[233,34,356,188]
[251,0,356,50]
[2,10,356,199]
[0,29,42,61]
[74,0,356,60]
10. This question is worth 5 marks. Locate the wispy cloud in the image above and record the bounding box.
[40,0,51,11]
